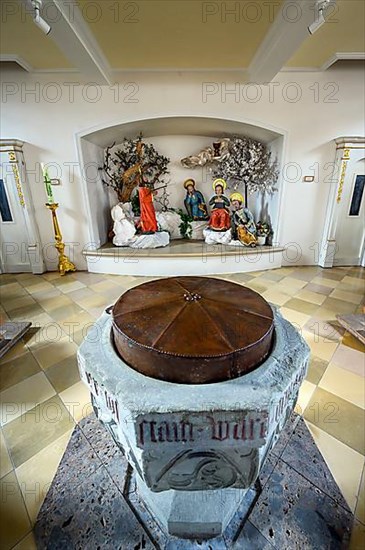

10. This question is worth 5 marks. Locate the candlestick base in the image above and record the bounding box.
[56,243,77,277]
[46,203,76,276]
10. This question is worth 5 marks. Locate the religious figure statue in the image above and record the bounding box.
[230,192,257,247]
[138,170,158,234]
[208,179,231,231]
[183,179,209,221]
[181,138,231,168]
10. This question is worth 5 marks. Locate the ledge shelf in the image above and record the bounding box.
[83,241,285,276]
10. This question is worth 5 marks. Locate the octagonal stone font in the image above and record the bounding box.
[77,301,309,539]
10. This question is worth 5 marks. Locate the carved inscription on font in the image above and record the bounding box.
[136,412,268,448]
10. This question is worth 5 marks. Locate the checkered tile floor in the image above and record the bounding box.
[0,266,364,549]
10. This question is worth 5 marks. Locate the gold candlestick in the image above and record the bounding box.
[46,203,76,276]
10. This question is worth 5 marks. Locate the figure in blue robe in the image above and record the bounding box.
[183,179,209,220]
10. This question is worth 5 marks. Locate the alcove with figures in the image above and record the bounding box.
[77,116,287,275]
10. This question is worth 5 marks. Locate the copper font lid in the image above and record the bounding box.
[112,276,274,384]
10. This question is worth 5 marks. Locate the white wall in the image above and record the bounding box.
[1,66,364,269]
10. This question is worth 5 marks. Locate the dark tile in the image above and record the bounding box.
[35,464,154,550]
[305,283,333,296]
[8,303,45,321]
[51,425,102,495]
[281,417,350,511]
[72,272,107,285]
[79,414,124,461]
[0,352,41,391]
[126,471,168,549]
[271,411,301,458]
[322,297,357,315]
[305,356,328,385]
[45,355,81,393]
[258,272,286,283]
[289,268,322,282]
[233,520,275,549]
[103,452,129,495]
[284,298,320,316]
[33,411,357,549]
[346,271,365,282]
[165,537,226,549]
[3,396,75,468]
[316,271,347,281]
[79,414,129,493]
[223,486,259,546]
[250,459,353,550]
[0,274,17,286]
[79,413,118,458]
[259,452,279,489]
[304,387,365,455]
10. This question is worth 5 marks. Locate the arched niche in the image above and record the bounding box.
[76,116,286,249]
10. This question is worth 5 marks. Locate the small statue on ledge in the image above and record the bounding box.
[230,192,257,247]
[208,179,231,232]
[183,179,209,221]
[138,179,158,234]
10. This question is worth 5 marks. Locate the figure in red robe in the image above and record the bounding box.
[138,183,158,234]
[208,178,231,231]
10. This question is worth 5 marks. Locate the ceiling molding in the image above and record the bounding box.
[282,52,365,72]
[321,51,365,70]
[34,0,113,84]
[0,54,33,72]
[111,68,248,74]
[32,67,80,73]
[280,66,322,72]
[247,0,337,83]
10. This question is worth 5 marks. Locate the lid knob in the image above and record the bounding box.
[183,292,202,302]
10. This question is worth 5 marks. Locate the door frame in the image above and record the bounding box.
[0,139,45,274]
[319,136,365,268]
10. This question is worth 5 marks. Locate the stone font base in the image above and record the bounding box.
[34,413,354,549]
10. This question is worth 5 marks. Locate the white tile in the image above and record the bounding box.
[319,364,365,409]
[16,430,72,524]
[295,380,316,415]
[306,421,365,512]
[59,381,92,422]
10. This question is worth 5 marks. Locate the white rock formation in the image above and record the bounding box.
[129,231,170,249]
[203,227,232,245]
[156,211,182,240]
[191,221,209,240]
[111,203,136,246]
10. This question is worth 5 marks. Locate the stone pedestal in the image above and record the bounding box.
[136,475,248,539]
[77,307,310,539]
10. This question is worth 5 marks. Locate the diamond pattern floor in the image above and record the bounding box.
[0,266,364,549]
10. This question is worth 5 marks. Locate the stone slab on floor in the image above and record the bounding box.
[0,321,31,358]
[34,412,354,550]
[337,313,365,345]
